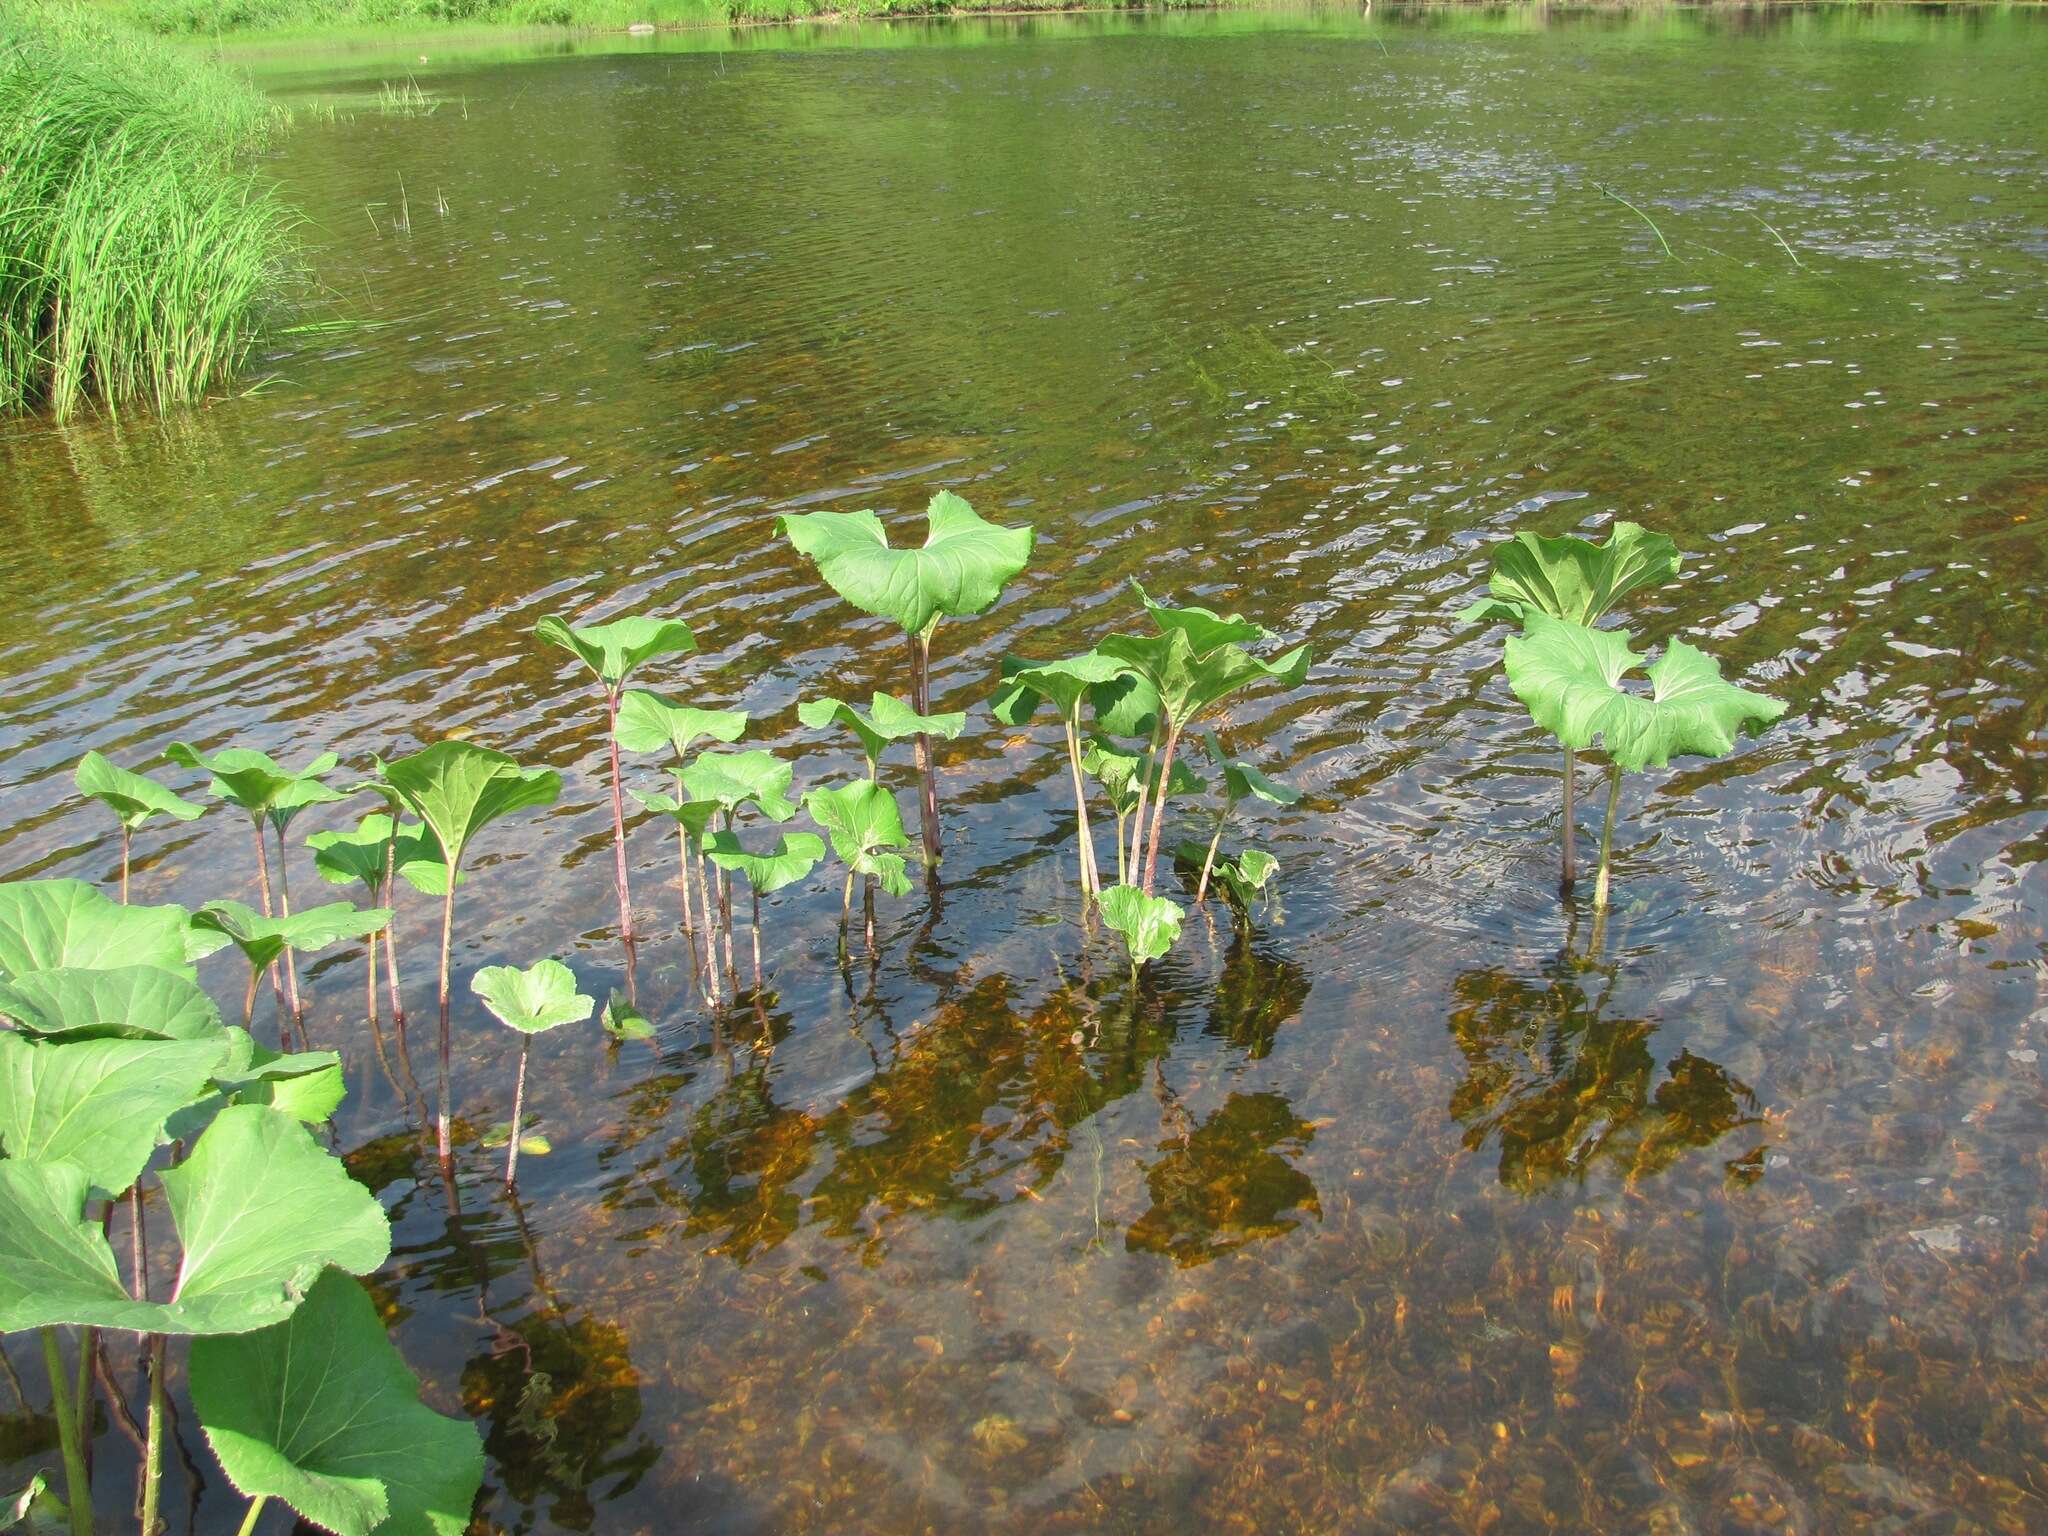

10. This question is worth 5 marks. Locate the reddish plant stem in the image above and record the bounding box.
[604,685,636,947]
[506,1039,529,1187]
[250,821,292,1039]
[1140,721,1184,895]
[435,877,456,1165]
[908,631,941,873]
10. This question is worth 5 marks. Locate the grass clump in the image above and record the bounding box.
[0,6,296,419]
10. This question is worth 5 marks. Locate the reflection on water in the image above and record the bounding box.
[3,4,2047,1532]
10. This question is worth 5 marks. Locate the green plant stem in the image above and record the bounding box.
[908,629,942,873]
[506,1037,529,1187]
[677,825,695,935]
[140,1335,166,1536]
[1593,762,1623,912]
[603,685,636,947]
[234,1497,268,1536]
[1061,718,1099,898]
[271,824,304,1027]
[696,847,720,1006]
[249,819,291,1035]
[241,969,259,1029]
[1597,181,1675,259]
[1140,721,1184,896]
[40,1328,91,1536]
[750,889,764,992]
[1194,810,1228,905]
[1127,720,1163,887]
[380,830,406,1025]
[434,876,456,1163]
[1114,811,1128,886]
[1561,746,1578,892]
[119,827,131,905]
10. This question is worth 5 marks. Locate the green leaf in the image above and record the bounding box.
[1502,614,1787,772]
[679,750,797,822]
[267,773,346,837]
[193,900,390,976]
[1097,630,1312,730]
[777,490,1034,636]
[0,1104,390,1335]
[613,690,746,760]
[1097,885,1184,966]
[1197,846,1280,910]
[470,959,595,1036]
[0,964,222,1042]
[0,880,196,979]
[798,693,963,768]
[705,831,826,896]
[629,784,721,845]
[0,1032,233,1196]
[307,815,462,899]
[535,613,697,687]
[1130,580,1270,653]
[803,782,915,898]
[163,745,337,820]
[379,742,561,872]
[167,1038,349,1141]
[479,1123,550,1157]
[1080,737,1202,818]
[74,752,204,832]
[989,651,1130,726]
[1458,520,1680,628]
[1199,733,1301,809]
[601,990,655,1042]
[1090,669,1161,739]
[191,1269,484,1536]
[3,1471,63,1535]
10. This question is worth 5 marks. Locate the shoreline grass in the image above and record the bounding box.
[0,6,296,419]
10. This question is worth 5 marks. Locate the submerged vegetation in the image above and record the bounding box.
[0,7,295,419]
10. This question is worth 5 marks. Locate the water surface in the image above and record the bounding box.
[2,7,2046,1532]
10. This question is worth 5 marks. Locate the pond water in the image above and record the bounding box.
[4,6,2047,1531]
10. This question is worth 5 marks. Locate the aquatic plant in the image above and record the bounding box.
[706,831,825,988]
[308,812,456,1062]
[72,751,202,903]
[798,692,965,782]
[680,748,798,981]
[804,780,915,952]
[615,689,746,960]
[470,958,595,1184]
[0,877,199,979]
[1100,584,1311,896]
[536,612,697,949]
[192,898,390,1036]
[778,490,1034,869]
[1080,736,1201,888]
[1503,612,1786,909]
[379,742,562,1160]
[1185,732,1297,905]
[1098,884,1184,970]
[990,651,1134,899]
[1458,521,1680,890]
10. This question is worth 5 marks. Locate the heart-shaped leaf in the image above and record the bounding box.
[1177,844,1280,911]
[1198,733,1300,809]
[799,693,964,769]
[379,743,561,872]
[1458,520,1680,627]
[307,815,461,899]
[1080,738,1204,819]
[601,990,655,1042]
[803,782,915,898]
[1097,630,1312,730]
[0,880,196,979]
[680,750,797,822]
[193,901,390,976]
[74,752,204,832]
[777,490,1034,636]
[535,613,697,688]
[164,746,338,820]
[706,831,825,895]
[613,690,746,760]
[191,1268,484,1536]
[470,959,595,1036]
[0,1032,234,1196]
[0,1103,390,1335]
[1130,581,1269,653]
[1502,614,1787,772]
[989,651,1131,726]
[629,784,721,845]
[0,964,222,1042]
[1097,885,1184,966]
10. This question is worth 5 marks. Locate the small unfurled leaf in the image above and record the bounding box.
[0,880,196,980]
[536,613,697,687]
[680,750,797,822]
[1082,737,1203,819]
[1098,885,1184,966]
[1503,614,1787,772]
[706,831,826,895]
[191,1269,484,1536]
[1199,732,1301,809]
[0,1104,390,1336]
[777,490,1034,636]
[614,690,746,760]
[0,1031,234,1196]
[602,990,655,1042]
[479,1122,551,1157]
[75,752,204,831]
[379,742,561,872]
[804,781,915,898]
[1215,848,1280,910]
[193,900,390,975]
[0,963,222,1041]
[1457,520,1680,628]
[470,959,595,1036]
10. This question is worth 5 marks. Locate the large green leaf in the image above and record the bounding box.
[777,490,1034,636]
[192,1269,483,1536]
[1458,520,1680,627]
[803,782,914,898]
[629,784,721,845]
[1503,614,1787,771]
[613,690,746,760]
[535,613,697,687]
[0,1032,232,1196]
[1130,581,1269,653]
[379,742,561,871]
[74,752,204,832]
[308,816,461,899]
[0,964,222,1041]
[1199,733,1301,809]
[705,831,826,895]
[1097,886,1184,966]
[680,750,797,822]
[0,880,195,979]
[164,745,338,819]
[470,959,595,1036]
[989,651,1130,726]
[0,1104,390,1335]
[267,773,347,837]
[1097,630,1312,728]
[798,693,964,769]
[192,901,390,975]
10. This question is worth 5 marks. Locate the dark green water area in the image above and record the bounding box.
[3,6,2046,1531]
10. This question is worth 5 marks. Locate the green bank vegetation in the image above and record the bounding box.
[0,6,295,419]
